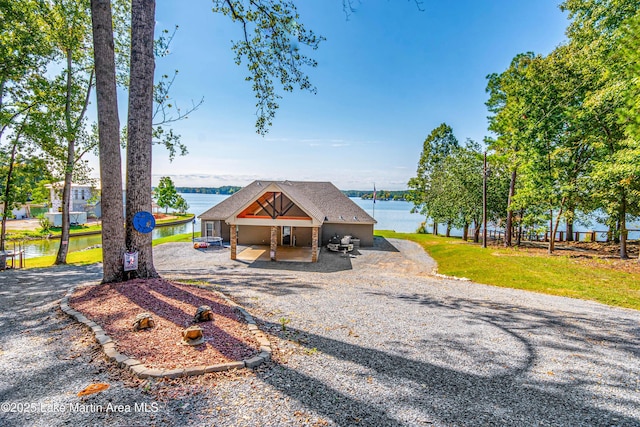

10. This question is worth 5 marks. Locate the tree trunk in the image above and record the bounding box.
[91,0,126,282]
[607,223,614,243]
[473,220,480,243]
[445,222,451,237]
[566,215,574,242]
[613,217,620,244]
[432,222,438,235]
[54,49,78,265]
[504,169,517,247]
[462,223,469,241]
[548,210,554,254]
[55,141,74,265]
[620,193,628,259]
[0,136,19,270]
[549,206,564,255]
[125,0,158,278]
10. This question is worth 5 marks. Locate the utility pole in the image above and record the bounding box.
[482,151,487,248]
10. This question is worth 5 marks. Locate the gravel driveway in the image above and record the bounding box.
[1,237,639,426]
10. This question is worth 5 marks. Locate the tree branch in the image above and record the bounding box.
[74,69,95,133]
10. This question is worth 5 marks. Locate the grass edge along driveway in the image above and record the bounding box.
[376,230,640,311]
[23,232,198,269]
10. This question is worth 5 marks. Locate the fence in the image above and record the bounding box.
[484,229,639,243]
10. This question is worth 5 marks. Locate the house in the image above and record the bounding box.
[0,203,30,219]
[45,182,98,213]
[44,182,99,226]
[198,180,376,262]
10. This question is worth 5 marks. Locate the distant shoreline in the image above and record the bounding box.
[174,186,409,200]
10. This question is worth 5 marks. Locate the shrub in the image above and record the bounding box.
[37,214,53,234]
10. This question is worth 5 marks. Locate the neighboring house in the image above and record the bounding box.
[45,182,98,215]
[44,182,99,225]
[198,180,376,262]
[0,203,29,219]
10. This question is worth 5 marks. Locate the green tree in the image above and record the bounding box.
[408,123,460,235]
[174,194,189,214]
[487,44,607,253]
[486,53,537,247]
[211,0,324,134]
[617,12,640,260]
[100,0,323,280]
[443,141,485,241]
[31,0,98,265]
[561,0,640,258]
[1,137,52,257]
[0,0,54,268]
[154,176,178,213]
[619,11,640,140]
[512,48,598,254]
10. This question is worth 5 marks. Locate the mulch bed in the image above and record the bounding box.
[69,278,260,370]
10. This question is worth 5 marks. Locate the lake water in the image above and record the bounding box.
[18,192,639,258]
[19,193,424,259]
[181,193,425,232]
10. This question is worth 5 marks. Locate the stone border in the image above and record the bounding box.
[60,284,271,379]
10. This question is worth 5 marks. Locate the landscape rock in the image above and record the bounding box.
[132,312,155,331]
[194,305,214,322]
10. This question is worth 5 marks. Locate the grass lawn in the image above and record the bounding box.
[377,230,640,310]
[6,214,194,240]
[25,232,200,269]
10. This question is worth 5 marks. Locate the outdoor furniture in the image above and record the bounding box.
[327,235,354,252]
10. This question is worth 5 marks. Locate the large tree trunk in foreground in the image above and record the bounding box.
[125,0,158,278]
[91,0,126,282]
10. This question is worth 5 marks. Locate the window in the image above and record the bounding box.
[74,189,79,200]
[205,222,214,237]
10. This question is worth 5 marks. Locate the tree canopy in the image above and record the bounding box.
[408,0,639,258]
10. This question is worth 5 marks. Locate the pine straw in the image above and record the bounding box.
[69,278,260,370]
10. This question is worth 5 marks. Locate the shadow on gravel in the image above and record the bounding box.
[163,271,324,298]
[358,236,400,252]
[0,266,102,316]
[368,290,640,362]
[244,237,401,273]
[248,296,640,427]
[247,249,353,273]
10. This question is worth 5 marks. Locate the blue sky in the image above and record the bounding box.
[104,1,570,190]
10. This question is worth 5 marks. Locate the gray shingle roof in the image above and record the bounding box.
[198,180,376,225]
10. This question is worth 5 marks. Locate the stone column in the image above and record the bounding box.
[230,225,237,260]
[270,226,278,261]
[311,227,319,262]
